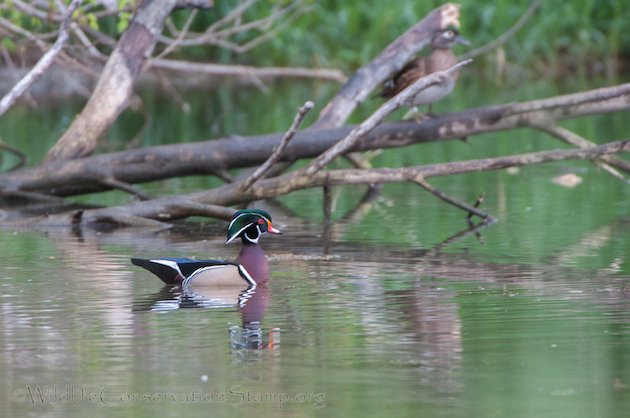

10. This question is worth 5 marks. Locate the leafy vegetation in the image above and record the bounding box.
[2,0,629,79]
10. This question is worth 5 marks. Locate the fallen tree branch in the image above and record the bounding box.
[0,140,27,172]
[1,82,627,198]
[23,139,630,227]
[45,0,180,161]
[0,0,82,118]
[98,176,151,201]
[533,123,630,178]
[149,58,347,83]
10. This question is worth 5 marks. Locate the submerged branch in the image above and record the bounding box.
[534,123,630,179]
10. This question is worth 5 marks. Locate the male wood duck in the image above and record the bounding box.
[379,28,470,116]
[131,209,281,289]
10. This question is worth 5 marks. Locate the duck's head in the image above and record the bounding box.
[226,209,281,245]
[432,28,470,49]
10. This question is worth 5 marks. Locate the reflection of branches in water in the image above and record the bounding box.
[424,220,496,257]
[320,182,494,255]
[0,139,27,172]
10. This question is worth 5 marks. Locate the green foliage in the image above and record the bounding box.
[228,0,630,78]
[3,1,630,78]
[1,37,16,52]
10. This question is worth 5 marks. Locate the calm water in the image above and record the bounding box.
[1,182,629,418]
[1,77,630,417]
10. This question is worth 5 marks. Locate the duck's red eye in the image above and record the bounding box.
[257,219,265,224]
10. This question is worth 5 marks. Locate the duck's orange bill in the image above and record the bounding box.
[268,222,281,234]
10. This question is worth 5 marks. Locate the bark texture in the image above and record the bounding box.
[44,0,179,161]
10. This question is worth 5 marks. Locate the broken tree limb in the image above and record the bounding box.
[0,140,27,172]
[27,139,630,227]
[1,82,628,198]
[45,0,180,161]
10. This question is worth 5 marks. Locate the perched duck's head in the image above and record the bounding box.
[432,28,470,49]
[226,209,281,245]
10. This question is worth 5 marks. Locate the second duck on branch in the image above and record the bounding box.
[379,28,470,118]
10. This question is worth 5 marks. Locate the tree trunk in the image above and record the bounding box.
[44,0,178,162]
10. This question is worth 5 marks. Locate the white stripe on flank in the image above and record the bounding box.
[151,259,183,276]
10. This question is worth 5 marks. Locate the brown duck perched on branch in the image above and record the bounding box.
[379,28,470,116]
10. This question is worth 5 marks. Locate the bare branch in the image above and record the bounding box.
[0,0,83,118]
[155,10,199,60]
[313,3,462,129]
[157,0,306,53]
[98,177,151,201]
[240,101,314,191]
[1,82,627,198]
[175,0,213,9]
[148,58,346,83]
[207,0,256,33]
[533,123,630,179]
[413,176,495,222]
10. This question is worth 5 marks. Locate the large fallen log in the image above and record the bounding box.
[26,139,630,228]
[1,83,629,198]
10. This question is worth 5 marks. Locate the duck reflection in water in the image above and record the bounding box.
[135,282,278,351]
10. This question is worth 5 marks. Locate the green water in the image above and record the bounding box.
[1,77,629,417]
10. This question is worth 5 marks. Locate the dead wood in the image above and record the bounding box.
[148,59,346,84]
[2,2,629,230]
[24,139,630,228]
[44,0,180,161]
[1,83,628,198]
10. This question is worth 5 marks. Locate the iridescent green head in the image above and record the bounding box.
[226,209,281,245]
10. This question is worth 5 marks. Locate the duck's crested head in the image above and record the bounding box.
[432,28,470,49]
[226,209,281,245]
